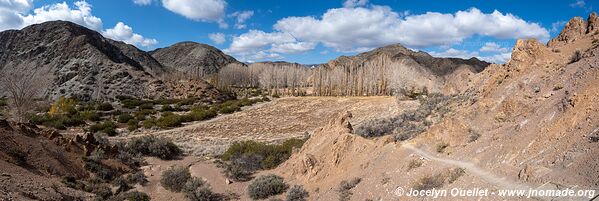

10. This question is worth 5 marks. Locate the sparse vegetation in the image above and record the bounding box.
[407,159,423,171]
[96,102,114,111]
[123,135,182,160]
[182,177,220,201]
[355,93,454,141]
[247,174,289,200]
[286,185,309,201]
[569,50,583,64]
[337,177,361,201]
[117,113,135,123]
[89,121,117,136]
[412,174,445,191]
[160,166,191,192]
[436,142,449,153]
[447,168,465,184]
[468,129,481,142]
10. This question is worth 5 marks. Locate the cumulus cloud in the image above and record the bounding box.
[343,0,368,8]
[22,1,103,31]
[227,6,547,62]
[161,0,227,28]
[479,42,509,53]
[430,48,479,59]
[480,52,512,63]
[0,1,158,48]
[208,32,226,44]
[133,0,153,6]
[103,22,158,47]
[230,10,253,29]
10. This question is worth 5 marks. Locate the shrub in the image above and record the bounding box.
[30,113,85,130]
[338,178,361,201]
[91,183,113,200]
[569,50,583,64]
[135,109,157,120]
[121,98,145,109]
[0,98,7,107]
[142,119,157,129]
[468,129,481,142]
[247,174,288,200]
[79,110,101,121]
[117,113,134,123]
[89,121,117,136]
[122,191,151,201]
[156,113,182,128]
[125,135,182,160]
[412,174,444,191]
[160,166,191,192]
[406,159,423,171]
[221,155,262,182]
[96,102,114,111]
[447,168,465,184]
[161,105,175,112]
[436,142,449,153]
[7,148,27,166]
[49,96,78,116]
[127,171,148,186]
[127,119,140,131]
[286,185,309,201]
[221,138,306,170]
[181,177,221,201]
[139,103,155,110]
[84,159,117,181]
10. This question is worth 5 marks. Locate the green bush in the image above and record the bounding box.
[89,121,117,136]
[79,110,101,121]
[117,113,134,123]
[156,113,182,128]
[247,174,288,200]
[121,98,145,109]
[142,119,157,129]
[139,103,155,110]
[96,102,114,111]
[30,114,85,130]
[127,119,139,131]
[222,138,306,170]
[124,135,182,160]
[135,109,156,121]
[160,166,191,192]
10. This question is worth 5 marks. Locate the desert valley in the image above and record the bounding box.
[1,1,599,201]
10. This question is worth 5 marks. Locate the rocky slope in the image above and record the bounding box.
[0,21,226,101]
[150,42,241,78]
[275,12,599,200]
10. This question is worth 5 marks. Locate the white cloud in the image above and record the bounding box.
[230,10,253,29]
[480,52,512,63]
[22,1,103,31]
[480,42,509,53]
[208,32,226,44]
[161,0,227,28]
[253,51,282,60]
[133,0,153,6]
[103,22,158,47]
[0,1,158,48]
[343,0,368,8]
[273,7,549,52]
[227,30,296,53]
[270,42,317,54]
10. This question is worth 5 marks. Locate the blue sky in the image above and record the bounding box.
[0,0,595,64]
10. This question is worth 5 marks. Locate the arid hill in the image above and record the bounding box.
[0,21,227,101]
[150,41,242,78]
[275,12,599,200]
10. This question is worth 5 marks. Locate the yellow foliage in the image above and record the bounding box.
[48,96,78,116]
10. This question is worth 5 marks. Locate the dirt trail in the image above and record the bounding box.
[401,143,531,190]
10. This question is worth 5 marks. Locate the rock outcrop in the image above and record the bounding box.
[548,12,599,48]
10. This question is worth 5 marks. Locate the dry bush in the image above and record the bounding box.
[337,177,361,201]
[412,174,445,191]
[0,67,48,122]
[286,185,309,201]
[247,174,289,200]
[406,159,423,171]
[160,166,191,192]
[569,50,583,64]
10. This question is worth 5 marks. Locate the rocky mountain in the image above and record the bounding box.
[150,42,241,78]
[0,21,227,101]
[314,43,490,96]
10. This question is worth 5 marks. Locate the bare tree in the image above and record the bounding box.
[0,66,46,122]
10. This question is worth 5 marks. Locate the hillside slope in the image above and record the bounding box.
[0,21,226,101]
[275,13,599,200]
